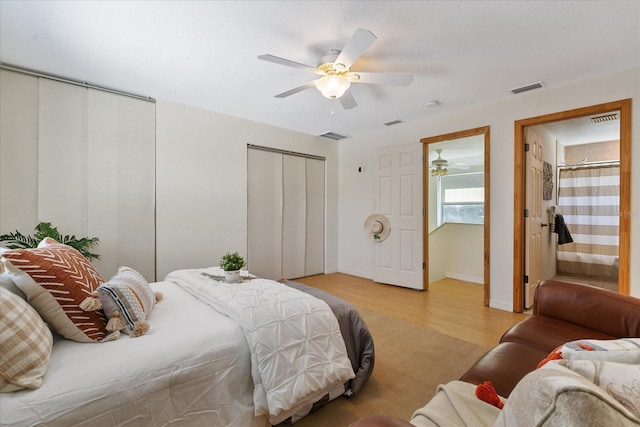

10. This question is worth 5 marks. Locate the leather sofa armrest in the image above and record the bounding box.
[534,280,640,338]
[349,414,414,427]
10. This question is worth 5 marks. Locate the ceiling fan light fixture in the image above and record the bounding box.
[431,149,449,176]
[431,166,448,176]
[315,73,351,99]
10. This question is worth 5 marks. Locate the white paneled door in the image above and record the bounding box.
[373,144,423,289]
[525,128,544,308]
[247,147,324,280]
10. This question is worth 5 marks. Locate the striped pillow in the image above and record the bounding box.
[3,237,108,342]
[0,287,53,392]
[97,267,156,336]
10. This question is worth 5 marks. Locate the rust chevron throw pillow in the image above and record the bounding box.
[3,238,108,342]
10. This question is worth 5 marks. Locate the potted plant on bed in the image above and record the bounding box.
[219,252,245,283]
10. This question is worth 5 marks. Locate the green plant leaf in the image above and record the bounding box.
[0,221,100,261]
[219,251,245,271]
[0,230,39,249]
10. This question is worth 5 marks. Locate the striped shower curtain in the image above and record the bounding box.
[557,165,619,278]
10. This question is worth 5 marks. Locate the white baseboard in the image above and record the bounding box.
[338,268,373,280]
[446,272,483,284]
[489,299,514,312]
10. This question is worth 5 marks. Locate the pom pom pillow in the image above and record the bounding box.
[2,238,109,342]
[0,287,53,392]
[93,266,157,337]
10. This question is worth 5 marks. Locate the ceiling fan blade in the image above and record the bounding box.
[258,54,322,75]
[274,81,317,98]
[335,28,377,69]
[353,72,413,86]
[339,89,357,110]
[450,163,471,170]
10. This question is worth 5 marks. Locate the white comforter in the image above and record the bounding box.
[165,268,355,425]
[1,281,268,427]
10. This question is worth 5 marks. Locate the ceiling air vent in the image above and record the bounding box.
[510,81,544,95]
[319,131,349,141]
[383,119,403,126]
[591,113,618,123]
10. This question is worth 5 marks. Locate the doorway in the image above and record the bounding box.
[421,126,490,305]
[513,99,632,312]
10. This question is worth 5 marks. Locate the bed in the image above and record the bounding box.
[0,264,375,427]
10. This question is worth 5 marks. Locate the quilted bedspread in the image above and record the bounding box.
[165,268,355,424]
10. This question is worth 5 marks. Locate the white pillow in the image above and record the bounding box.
[559,338,640,364]
[0,248,28,300]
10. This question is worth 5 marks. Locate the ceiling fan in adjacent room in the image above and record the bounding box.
[431,149,470,176]
[258,28,413,110]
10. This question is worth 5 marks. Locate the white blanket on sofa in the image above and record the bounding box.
[165,268,355,425]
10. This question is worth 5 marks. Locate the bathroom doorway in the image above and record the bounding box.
[513,99,631,312]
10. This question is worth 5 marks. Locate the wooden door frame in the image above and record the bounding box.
[421,126,491,305]
[513,99,632,312]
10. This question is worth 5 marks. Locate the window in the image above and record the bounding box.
[437,172,484,226]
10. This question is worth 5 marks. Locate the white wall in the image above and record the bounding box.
[155,100,339,280]
[339,66,640,310]
[429,223,484,284]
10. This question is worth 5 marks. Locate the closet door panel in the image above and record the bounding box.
[247,149,283,280]
[87,90,156,280]
[281,155,306,279]
[38,79,87,234]
[305,158,325,276]
[0,70,39,233]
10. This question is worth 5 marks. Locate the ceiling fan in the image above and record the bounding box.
[431,149,470,176]
[258,28,413,110]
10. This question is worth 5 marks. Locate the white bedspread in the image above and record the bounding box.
[165,268,355,425]
[0,281,268,427]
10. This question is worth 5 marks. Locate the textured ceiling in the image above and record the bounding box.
[1,1,639,139]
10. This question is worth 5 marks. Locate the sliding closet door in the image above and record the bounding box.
[247,147,325,280]
[38,79,88,232]
[282,155,307,279]
[304,158,325,276]
[247,149,283,280]
[0,70,38,232]
[87,90,156,280]
[0,69,156,280]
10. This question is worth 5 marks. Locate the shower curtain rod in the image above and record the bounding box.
[558,160,620,170]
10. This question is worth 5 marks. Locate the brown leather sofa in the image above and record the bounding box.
[350,280,640,427]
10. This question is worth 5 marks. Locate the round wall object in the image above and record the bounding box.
[364,214,391,242]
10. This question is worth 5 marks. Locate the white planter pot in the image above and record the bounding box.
[224,270,241,283]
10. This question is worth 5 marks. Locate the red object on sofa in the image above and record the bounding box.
[350,280,640,427]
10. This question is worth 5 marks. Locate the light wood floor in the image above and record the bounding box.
[295,273,529,349]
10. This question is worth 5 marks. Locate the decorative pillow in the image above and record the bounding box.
[88,266,157,337]
[554,359,640,417]
[0,248,28,300]
[2,237,109,343]
[538,338,640,368]
[0,287,53,392]
[495,361,640,426]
